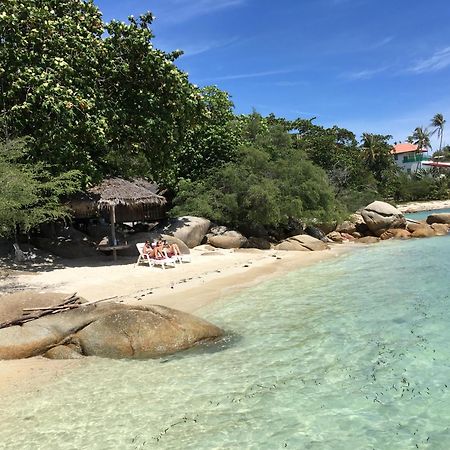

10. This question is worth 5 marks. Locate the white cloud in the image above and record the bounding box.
[410,46,450,73]
[343,66,388,80]
[160,0,245,24]
[206,68,296,82]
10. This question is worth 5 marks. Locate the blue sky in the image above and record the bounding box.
[96,0,450,147]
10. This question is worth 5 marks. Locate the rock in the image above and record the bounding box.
[356,236,380,244]
[351,232,363,239]
[411,226,436,238]
[336,221,357,234]
[361,201,406,236]
[245,237,272,250]
[380,229,411,240]
[207,231,248,249]
[327,231,344,243]
[275,235,329,251]
[156,216,211,248]
[72,306,223,359]
[43,344,84,359]
[426,213,450,225]
[0,301,223,360]
[340,233,355,241]
[304,225,329,242]
[406,220,426,233]
[431,223,449,236]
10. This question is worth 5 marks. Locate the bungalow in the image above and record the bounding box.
[391,143,430,172]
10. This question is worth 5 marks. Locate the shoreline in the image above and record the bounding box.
[396,199,450,214]
[0,243,354,395]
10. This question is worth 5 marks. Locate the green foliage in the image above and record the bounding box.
[175,86,242,182]
[171,145,344,230]
[0,139,81,237]
[0,1,209,186]
[391,172,449,202]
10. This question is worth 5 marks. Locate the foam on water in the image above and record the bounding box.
[1,236,450,449]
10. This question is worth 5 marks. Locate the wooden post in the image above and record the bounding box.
[110,204,117,261]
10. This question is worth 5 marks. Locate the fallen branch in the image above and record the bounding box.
[0,293,79,329]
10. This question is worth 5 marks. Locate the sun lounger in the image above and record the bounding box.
[135,243,177,269]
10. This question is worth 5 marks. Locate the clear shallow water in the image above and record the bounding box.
[406,208,450,221]
[1,236,450,449]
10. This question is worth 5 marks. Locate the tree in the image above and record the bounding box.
[0,0,107,177]
[408,126,431,152]
[0,139,81,237]
[430,113,446,152]
[175,86,241,182]
[360,133,396,184]
[0,2,212,186]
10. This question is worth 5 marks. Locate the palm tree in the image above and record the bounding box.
[410,126,431,152]
[430,113,446,152]
[408,127,431,172]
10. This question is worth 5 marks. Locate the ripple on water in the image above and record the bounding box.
[1,235,450,449]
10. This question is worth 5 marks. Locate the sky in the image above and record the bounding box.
[95,0,450,147]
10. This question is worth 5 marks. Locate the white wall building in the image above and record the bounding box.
[391,143,429,172]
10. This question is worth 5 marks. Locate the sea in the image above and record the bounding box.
[1,210,449,449]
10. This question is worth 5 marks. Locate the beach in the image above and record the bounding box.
[1,198,448,399]
[0,244,352,395]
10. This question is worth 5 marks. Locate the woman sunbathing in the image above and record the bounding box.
[163,240,181,257]
[143,240,164,259]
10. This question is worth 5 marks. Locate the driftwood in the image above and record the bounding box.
[0,294,120,330]
[0,293,79,329]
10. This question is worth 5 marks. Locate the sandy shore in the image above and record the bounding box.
[0,244,354,395]
[396,199,450,214]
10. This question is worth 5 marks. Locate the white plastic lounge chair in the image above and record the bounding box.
[135,243,177,269]
[175,253,191,264]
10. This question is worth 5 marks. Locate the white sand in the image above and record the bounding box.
[396,199,450,214]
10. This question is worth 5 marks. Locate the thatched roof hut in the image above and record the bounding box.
[69,178,167,222]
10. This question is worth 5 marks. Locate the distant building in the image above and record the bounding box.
[391,143,430,172]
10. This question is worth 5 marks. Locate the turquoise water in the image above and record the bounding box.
[1,236,450,449]
[406,208,450,221]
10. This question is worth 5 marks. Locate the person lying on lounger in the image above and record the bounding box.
[143,240,164,259]
[162,240,181,257]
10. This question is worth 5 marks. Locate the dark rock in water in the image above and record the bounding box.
[426,213,450,225]
[0,301,224,360]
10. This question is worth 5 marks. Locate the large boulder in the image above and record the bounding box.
[426,213,450,225]
[156,216,211,248]
[361,201,406,236]
[275,235,329,251]
[207,231,248,249]
[0,299,223,360]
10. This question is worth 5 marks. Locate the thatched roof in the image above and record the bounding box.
[89,178,167,209]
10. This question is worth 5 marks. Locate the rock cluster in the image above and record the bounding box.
[325,201,449,244]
